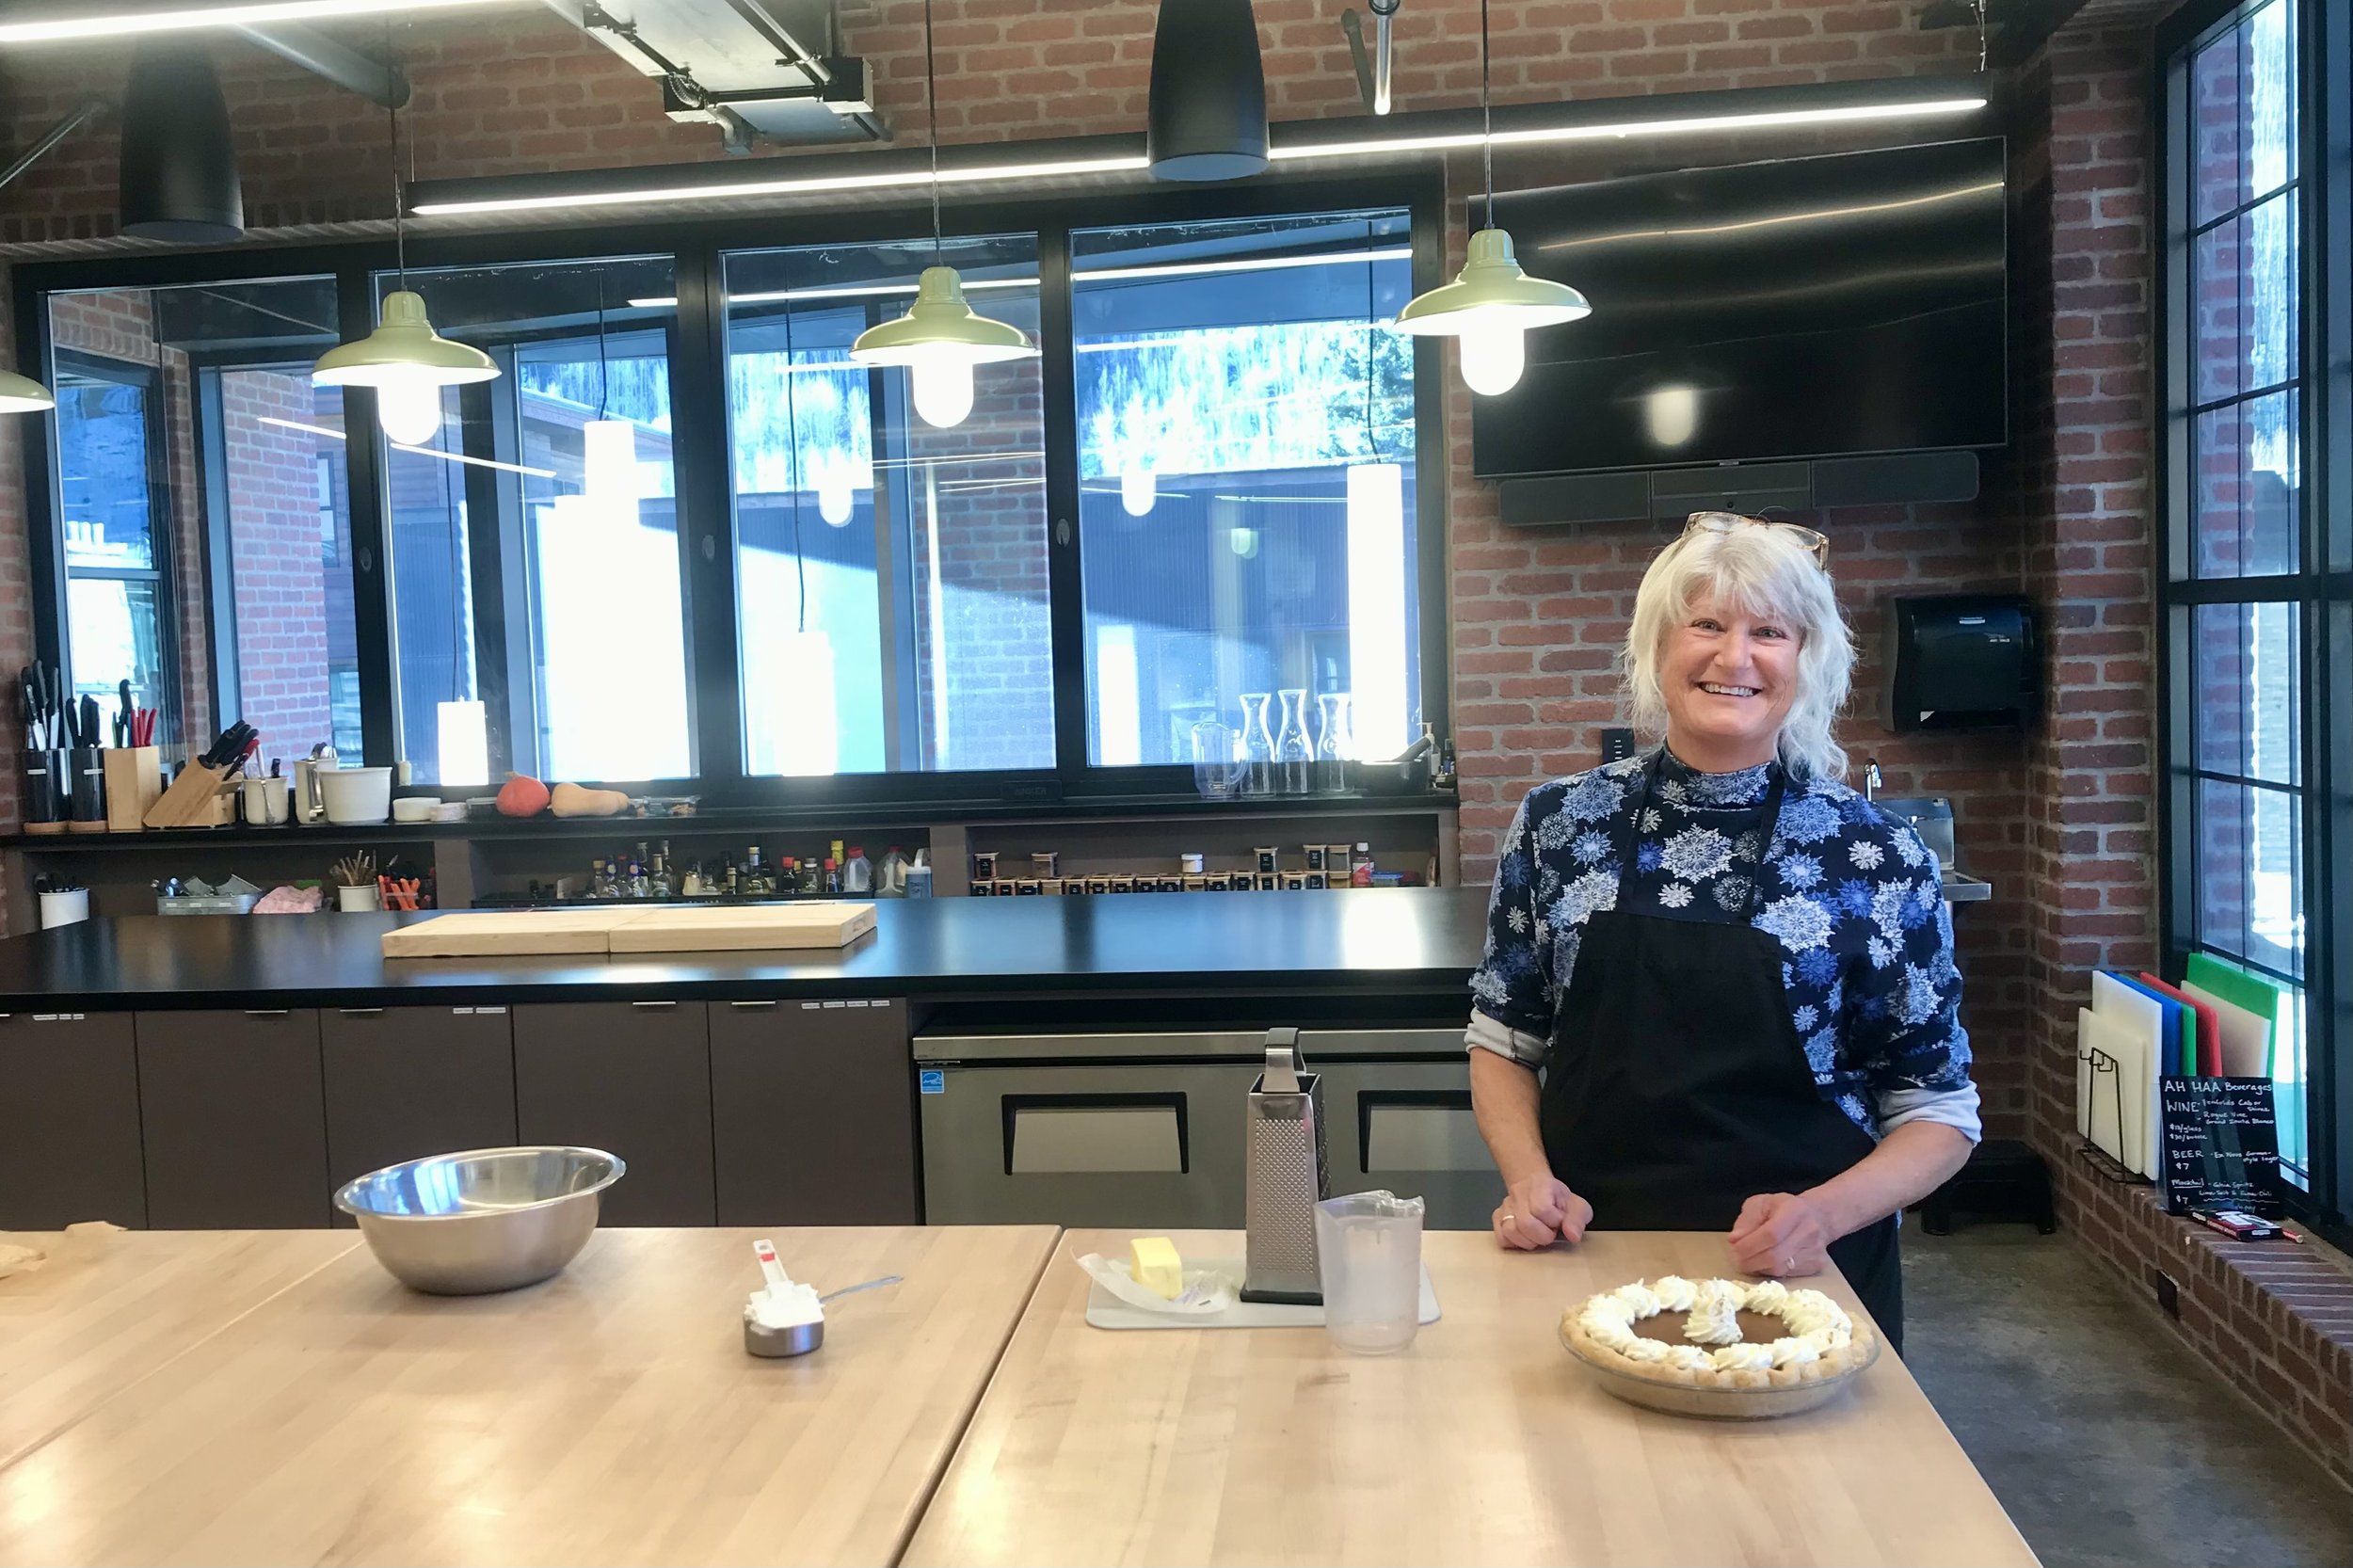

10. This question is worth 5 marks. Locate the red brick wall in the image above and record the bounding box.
[216,368,334,747]
[0,2,1979,244]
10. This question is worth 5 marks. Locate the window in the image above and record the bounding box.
[376,258,691,784]
[2161,0,2349,1222]
[1069,210,1419,770]
[24,186,1439,806]
[723,233,1052,776]
[52,344,170,721]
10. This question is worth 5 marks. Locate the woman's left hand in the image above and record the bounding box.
[1727,1192,1834,1277]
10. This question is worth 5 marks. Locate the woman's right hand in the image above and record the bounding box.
[1493,1173,1593,1250]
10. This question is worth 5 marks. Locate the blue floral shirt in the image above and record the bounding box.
[1468,748,1978,1140]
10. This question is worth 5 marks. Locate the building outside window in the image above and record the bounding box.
[723,233,1051,777]
[376,258,690,785]
[1069,209,1419,772]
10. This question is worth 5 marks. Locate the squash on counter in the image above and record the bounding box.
[496,774,552,817]
[550,781,630,818]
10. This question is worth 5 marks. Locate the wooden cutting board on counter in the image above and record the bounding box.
[378,907,646,958]
[605,902,876,952]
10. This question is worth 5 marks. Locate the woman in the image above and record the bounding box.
[1465,513,1980,1351]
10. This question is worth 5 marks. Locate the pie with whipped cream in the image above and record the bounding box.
[1561,1275,1874,1389]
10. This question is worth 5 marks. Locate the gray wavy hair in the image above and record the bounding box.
[1622,519,1855,781]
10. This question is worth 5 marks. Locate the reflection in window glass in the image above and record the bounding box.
[2188,0,2300,580]
[1070,210,1418,768]
[214,367,360,757]
[2193,602,2298,784]
[48,278,357,757]
[723,234,1051,776]
[378,259,689,783]
[53,352,166,711]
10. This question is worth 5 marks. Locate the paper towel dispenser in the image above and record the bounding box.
[1885,594,2039,731]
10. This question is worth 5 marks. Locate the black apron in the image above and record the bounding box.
[1539,757,1904,1353]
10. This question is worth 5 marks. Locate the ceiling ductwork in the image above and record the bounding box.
[1145,0,1268,181]
[118,42,245,243]
[540,0,882,153]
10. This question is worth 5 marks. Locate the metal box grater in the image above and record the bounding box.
[1242,1027,1328,1304]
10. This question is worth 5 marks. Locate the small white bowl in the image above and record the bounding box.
[392,797,437,824]
[432,802,468,823]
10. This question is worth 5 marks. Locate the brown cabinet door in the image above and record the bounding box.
[322,1006,519,1224]
[710,999,919,1225]
[0,1012,146,1229]
[512,1001,713,1226]
[136,1009,330,1229]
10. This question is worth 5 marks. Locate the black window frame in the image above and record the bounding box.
[13,171,1449,810]
[2155,0,2353,1234]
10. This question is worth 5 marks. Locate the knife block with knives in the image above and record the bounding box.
[143,720,259,829]
[143,760,237,828]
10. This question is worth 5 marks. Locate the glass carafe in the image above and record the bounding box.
[1239,693,1276,796]
[1274,688,1313,795]
[1314,691,1353,794]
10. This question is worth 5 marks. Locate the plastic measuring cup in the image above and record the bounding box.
[1314,1190,1425,1354]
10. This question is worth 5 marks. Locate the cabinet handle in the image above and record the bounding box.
[339,1008,385,1016]
[729,1000,777,1010]
[245,1009,290,1017]
[631,1000,677,1010]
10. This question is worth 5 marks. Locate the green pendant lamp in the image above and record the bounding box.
[0,367,54,414]
[850,0,1033,428]
[312,25,497,443]
[1391,0,1590,396]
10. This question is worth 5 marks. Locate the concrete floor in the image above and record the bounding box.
[1905,1226,2353,1568]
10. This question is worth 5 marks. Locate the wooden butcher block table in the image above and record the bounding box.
[0,1225,1055,1566]
[905,1228,2037,1568]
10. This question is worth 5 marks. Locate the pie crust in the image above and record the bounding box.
[1560,1275,1878,1391]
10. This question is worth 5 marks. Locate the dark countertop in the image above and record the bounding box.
[0,888,1491,1011]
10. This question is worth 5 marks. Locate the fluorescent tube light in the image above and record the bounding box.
[1073,245,1411,282]
[411,152,1153,217]
[407,77,1988,220]
[628,277,1038,310]
[648,248,1410,312]
[0,0,504,44]
[256,413,556,478]
[1268,96,1988,163]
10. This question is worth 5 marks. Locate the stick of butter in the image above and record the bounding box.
[1128,1236,1184,1300]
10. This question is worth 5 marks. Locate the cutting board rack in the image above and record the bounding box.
[382,903,877,959]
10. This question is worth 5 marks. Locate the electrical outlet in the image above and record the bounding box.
[2153,1270,2181,1318]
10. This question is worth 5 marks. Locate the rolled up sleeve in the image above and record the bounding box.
[1846,835,1980,1144]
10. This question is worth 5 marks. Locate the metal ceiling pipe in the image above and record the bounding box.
[234,24,410,108]
[1370,0,1398,115]
[0,100,107,193]
[1145,0,1268,181]
[118,43,244,244]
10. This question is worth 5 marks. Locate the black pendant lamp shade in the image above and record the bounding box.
[1146,0,1268,182]
[118,44,245,244]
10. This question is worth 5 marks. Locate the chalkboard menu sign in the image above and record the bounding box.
[2159,1076,2281,1218]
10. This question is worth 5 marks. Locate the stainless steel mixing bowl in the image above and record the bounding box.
[333,1145,626,1295]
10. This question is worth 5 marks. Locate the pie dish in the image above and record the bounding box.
[1558,1274,1880,1419]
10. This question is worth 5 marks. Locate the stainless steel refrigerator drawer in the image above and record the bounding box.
[1321,1060,1501,1231]
[919,1061,1258,1227]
